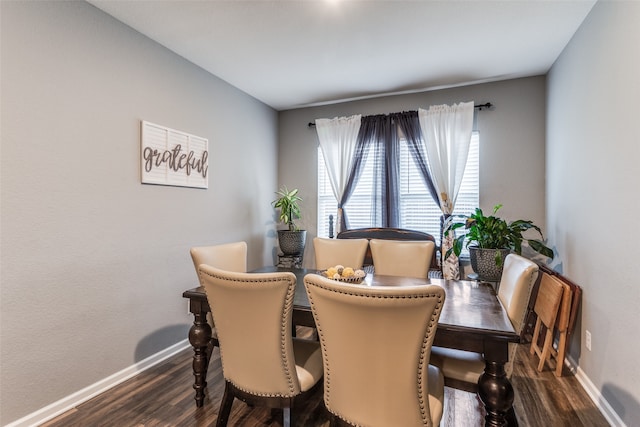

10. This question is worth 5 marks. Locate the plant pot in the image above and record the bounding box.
[277,230,307,256]
[469,246,511,281]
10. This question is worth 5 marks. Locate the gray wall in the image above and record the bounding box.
[0,2,278,424]
[278,77,547,268]
[547,1,640,424]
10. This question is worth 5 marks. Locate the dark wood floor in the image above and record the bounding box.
[41,337,610,427]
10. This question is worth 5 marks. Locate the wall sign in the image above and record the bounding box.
[141,120,209,189]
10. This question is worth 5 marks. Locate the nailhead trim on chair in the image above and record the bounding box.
[417,300,442,426]
[280,277,297,395]
[306,279,443,427]
[200,269,299,398]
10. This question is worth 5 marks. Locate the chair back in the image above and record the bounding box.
[198,265,301,396]
[312,237,368,270]
[534,273,565,329]
[369,239,435,279]
[497,253,539,334]
[304,273,445,427]
[190,241,247,285]
[337,227,439,271]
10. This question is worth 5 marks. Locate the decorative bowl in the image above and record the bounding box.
[319,271,366,284]
[334,275,365,284]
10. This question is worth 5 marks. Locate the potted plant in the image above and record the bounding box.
[272,186,306,256]
[444,204,553,281]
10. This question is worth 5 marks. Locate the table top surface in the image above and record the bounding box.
[184,266,518,342]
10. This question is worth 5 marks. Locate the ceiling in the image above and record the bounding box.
[88,0,596,111]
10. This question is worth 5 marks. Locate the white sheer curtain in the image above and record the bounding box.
[315,115,362,234]
[418,102,474,279]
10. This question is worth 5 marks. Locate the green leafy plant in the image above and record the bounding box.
[444,204,554,265]
[272,186,302,231]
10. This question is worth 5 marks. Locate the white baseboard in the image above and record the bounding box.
[5,339,191,427]
[566,355,626,427]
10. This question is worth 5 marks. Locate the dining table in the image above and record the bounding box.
[183,266,520,427]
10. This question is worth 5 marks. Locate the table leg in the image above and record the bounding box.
[478,342,515,427]
[188,300,212,407]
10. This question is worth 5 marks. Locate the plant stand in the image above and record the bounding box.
[467,272,501,291]
[277,254,303,269]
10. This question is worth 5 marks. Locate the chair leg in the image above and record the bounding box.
[216,381,235,427]
[554,330,567,377]
[506,406,519,427]
[538,328,555,372]
[530,318,542,355]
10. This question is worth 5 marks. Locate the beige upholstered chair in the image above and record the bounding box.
[190,241,248,348]
[198,265,323,427]
[430,253,539,391]
[369,238,435,279]
[337,227,441,277]
[190,241,247,275]
[304,273,446,427]
[312,237,369,270]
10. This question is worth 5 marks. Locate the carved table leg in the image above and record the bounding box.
[478,342,515,427]
[188,300,212,407]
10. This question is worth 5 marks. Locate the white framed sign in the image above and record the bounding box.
[140,120,209,189]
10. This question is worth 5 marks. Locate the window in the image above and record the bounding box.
[317,131,480,248]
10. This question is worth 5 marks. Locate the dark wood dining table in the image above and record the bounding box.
[183,267,520,427]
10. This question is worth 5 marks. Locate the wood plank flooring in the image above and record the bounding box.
[41,339,610,427]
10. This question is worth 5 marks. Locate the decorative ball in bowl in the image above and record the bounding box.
[321,265,366,284]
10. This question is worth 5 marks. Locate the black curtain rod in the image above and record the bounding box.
[307,103,493,127]
[474,102,493,110]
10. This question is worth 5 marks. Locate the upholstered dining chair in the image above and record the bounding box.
[430,253,539,392]
[312,237,369,270]
[190,241,247,275]
[336,227,441,278]
[304,273,446,427]
[369,238,435,279]
[190,241,248,349]
[198,265,323,427]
